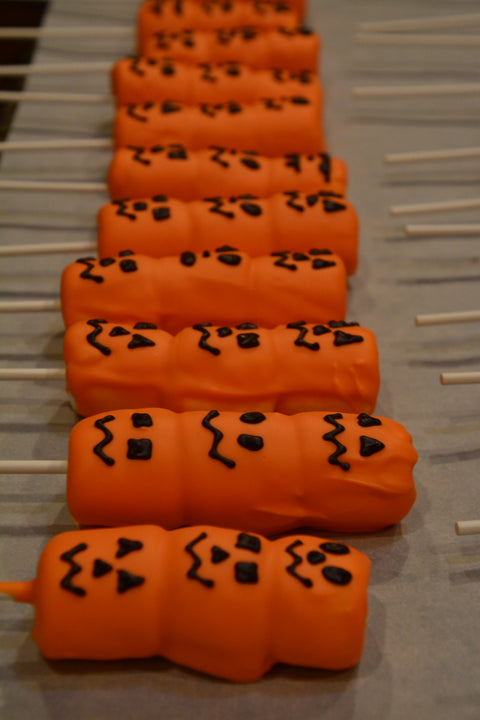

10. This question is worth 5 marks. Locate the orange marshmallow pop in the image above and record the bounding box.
[66,408,417,533]
[60,249,347,331]
[0,525,371,681]
[107,146,347,201]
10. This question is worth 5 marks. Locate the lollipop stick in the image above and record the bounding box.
[405,224,480,237]
[356,32,480,46]
[390,198,480,216]
[0,300,61,313]
[0,180,107,193]
[353,83,480,98]
[415,311,480,326]
[0,460,67,474]
[455,520,480,536]
[385,147,480,164]
[440,372,480,385]
[359,12,480,33]
[0,242,96,257]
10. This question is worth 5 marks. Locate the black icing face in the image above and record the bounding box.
[85,319,159,357]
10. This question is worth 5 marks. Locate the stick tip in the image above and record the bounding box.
[0,580,35,604]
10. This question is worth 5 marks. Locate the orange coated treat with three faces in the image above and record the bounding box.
[0,525,371,680]
[66,408,417,533]
[107,146,347,201]
[59,249,347,331]
[137,0,299,50]
[63,320,379,417]
[113,97,324,155]
[141,27,319,72]
[97,190,358,274]
[112,57,321,107]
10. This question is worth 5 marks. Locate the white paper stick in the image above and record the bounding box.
[359,12,480,33]
[0,460,68,474]
[455,520,480,536]
[356,32,480,46]
[0,180,107,193]
[0,138,112,151]
[0,368,65,380]
[440,372,480,385]
[0,26,131,39]
[0,61,112,76]
[405,224,480,237]
[353,83,480,98]
[415,311,480,326]
[390,198,480,216]
[385,147,480,164]
[0,241,96,257]
[0,90,112,104]
[0,300,61,313]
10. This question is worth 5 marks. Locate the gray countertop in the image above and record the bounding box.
[1,1,479,718]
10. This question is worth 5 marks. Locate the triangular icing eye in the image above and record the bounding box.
[360,436,385,457]
[116,538,143,558]
[128,334,156,349]
[211,546,230,564]
[117,570,145,594]
[357,413,382,428]
[92,559,113,578]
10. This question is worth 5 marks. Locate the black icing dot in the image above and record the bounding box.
[240,412,266,424]
[293,252,309,261]
[237,434,264,452]
[307,551,326,565]
[211,546,230,564]
[236,323,258,330]
[152,194,168,202]
[306,194,319,207]
[235,562,258,584]
[109,326,130,337]
[162,64,175,76]
[241,157,260,169]
[322,566,352,586]
[133,322,157,329]
[312,258,336,269]
[127,438,152,460]
[133,201,147,211]
[320,542,350,555]
[180,251,196,267]
[92,559,113,578]
[240,201,262,216]
[119,258,138,273]
[152,206,171,221]
[99,257,115,267]
[162,100,181,114]
[357,413,382,428]
[218,253,242,266]
[236,332,260,349]
[203,250,210,257]
[360,436,385,457]
[117,570,145,594]
[236,533,261,553]
[116,537,143,558]
[131,413,153,428]
[313,325,330,336]
[217,326,233,337]
[291,96,309,105]
[151,145,164,153]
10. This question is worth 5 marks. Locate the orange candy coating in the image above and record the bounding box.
[63,320,379,417]
[59,250,347,332]
[141,26,319,71]
[111,57,321,107]
[137,0,299,51]
[66,408,417,533]
[97,191,358,274]
[113,97,324,155]
[107,146,347,201]
[0,525,371,680]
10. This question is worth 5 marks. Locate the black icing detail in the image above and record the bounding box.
[92,559,113,578]
[240,412,266,424]
[99,257,115,266]
[152,206,171,221]
[128,334,156,349]
[152,194,168,202]
[322,566,352,586]
[117,570,145,594]
[181,251,196,267]
[211,546,230,564]
[204,196,234,219]
[236,332,260,349]
[133,201,147,211]
[318,153,331,182]
[264,97,283,110]
[320,542,350,555]
[360,436,385,457]
[193,323,220,356]
[240,201,262,216]
[127,438,152,460]
[116,537,144,558]
[271,250,297,271]
[241,156,260,170]
[186,532,214,588]
[323,413,350,471]
[309,248,332,255]
[216,244,237,251]
[209,146,229,168]
[120,258,138,273]
[235,562,258,584]
[127,104,149,122]
[313,325,331,336]
[132,412,153,428]
[113,199,136,221]
[93,415,116,467]
[357,413,382,428]
[328,320,359,328]
[293,252,309,261]
[236,322,258,330]
[161,62,175,76]
[218,252,242,266]
[307,551,326,565]
[323,199,347,213]
[286,540,312,588]
[203,250,211,257]
[236,533,261,553]
[109,326,130,337]
[87,319,111,356]
[306,194,319,207]
[217,326,233,338]
[202,410,235,468]
[60,543,87,597]
[162,100,182,114]
[286,321,320,351]
[77,257,104,284]
[167,144,188,160]
[150,144,164,154]
[133,322,157,329]
[312,257,336,269]
[129,145,151,166]
[286,188,306,212]
[285,153,301,173]
[333,330,364,347]
[119,249,134,257]
[291,96,309,105]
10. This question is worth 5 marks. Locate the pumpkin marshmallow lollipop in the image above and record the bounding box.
[0,525,371,681]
